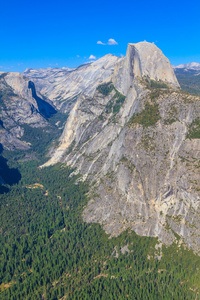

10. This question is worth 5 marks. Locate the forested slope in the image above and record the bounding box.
[1,152,200,299]
[175,68,200,95]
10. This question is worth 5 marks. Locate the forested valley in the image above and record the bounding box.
[1,68,200,299]
[0,128,200,300]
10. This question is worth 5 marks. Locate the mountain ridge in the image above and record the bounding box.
[36,42,200,253]
[0,72,57,150]
[1,41,200,253]
[173,62,200,70]
[23,54,121,112]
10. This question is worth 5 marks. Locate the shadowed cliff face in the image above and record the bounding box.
[0,143,21,193]
[28,81,57,118]
[23,55,121,112]
[43,79,200,252]
[0,72,59,151]
[112,42,179,95]
[0,118,4,128]
[40,42,200,252]
[0,155,21,186]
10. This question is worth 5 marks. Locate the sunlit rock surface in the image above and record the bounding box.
[0,72,56,150]
[23,55,121,112]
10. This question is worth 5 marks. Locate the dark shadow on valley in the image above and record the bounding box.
[0,143,21,194]
[0,118,4,128]
[28,81,57,118]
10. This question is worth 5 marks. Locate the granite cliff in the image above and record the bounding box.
[2,42,200,253]
[0,72,56,150]
[39,42,200,252]
[113,42,179,95]
[23,54,120,112]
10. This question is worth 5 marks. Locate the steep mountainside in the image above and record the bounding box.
[174,67,200,96]
[1,42,200,252]
[42,42,200,252]
[0,72,57,150]
[113,42,179,95]
[23,55,121,112]
[1,42,200,299]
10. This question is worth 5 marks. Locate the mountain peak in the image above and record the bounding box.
[113,41,179,95]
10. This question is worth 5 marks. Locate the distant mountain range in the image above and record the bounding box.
[0,42,200,252]
[173,63,200,95]
[23,55,120,112]
[173,62,200,71]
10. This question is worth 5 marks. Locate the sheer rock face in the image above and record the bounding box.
[40,42,199,252]
[0,73,55,150]
[113,42,179,95]
[24,43,178,111]
[5,73,36,105]
[23,54,121,112]
[45,85,200,252]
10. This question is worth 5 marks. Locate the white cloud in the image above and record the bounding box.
[97,38,118,46]
[89,55,96,60]
[97,41,105,45]
[107,38,118,45]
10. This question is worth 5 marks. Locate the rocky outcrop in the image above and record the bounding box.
[23,55,121,112]
[41,42,200,252]
[24,43,179,112]
[113,42,179,95]
[28,81,56,118]
[43,42,180,167]
[0,72,56,150]
[1,42,196,251]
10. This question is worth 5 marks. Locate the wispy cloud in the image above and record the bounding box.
[77,55,80,58]
[89,55,96,60]
[97,38,118,46]
[97,41,106,45]
[108,38,118,45]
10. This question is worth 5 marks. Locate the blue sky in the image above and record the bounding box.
[0,0,200,72]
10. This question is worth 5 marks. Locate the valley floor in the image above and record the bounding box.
[0,153,200,299]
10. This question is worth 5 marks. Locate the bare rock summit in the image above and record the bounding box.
[113,42,179,95]
[32,42,200,253]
